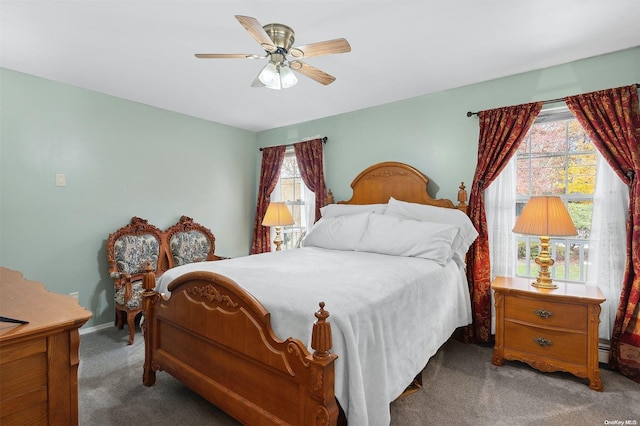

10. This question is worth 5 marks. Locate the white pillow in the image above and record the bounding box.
[320,203,387,218]
[355,214,459,265]
[302,212,370,251]
[384,197,478,259]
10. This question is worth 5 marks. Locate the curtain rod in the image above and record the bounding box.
[466,83,640,117]
[259,136,327,151]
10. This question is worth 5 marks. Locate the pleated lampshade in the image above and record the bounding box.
[262,202,294,227]
[513,196,577,237]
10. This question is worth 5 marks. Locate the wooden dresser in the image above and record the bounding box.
[0,267,92,425]
[491,276,605,391]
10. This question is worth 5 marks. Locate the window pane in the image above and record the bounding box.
[529,121,568,154]
[567,200,593,239]
[530,154,566,195]
[567,120,595,153]
[516,158,530,196]
[280,154,298,179]
[517,135,531,155]
[567,153,597,195]
[280,177,293,200]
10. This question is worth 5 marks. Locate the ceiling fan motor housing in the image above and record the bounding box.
[263,23,295,52]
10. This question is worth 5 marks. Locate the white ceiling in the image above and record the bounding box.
[2,1,639,132]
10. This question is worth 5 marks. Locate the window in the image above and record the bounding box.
[515,107,597,283]
[271,150,313,250]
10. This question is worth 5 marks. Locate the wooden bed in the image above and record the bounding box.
[141,161,469,425]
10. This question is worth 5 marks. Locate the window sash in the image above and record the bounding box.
[514,108,595,284]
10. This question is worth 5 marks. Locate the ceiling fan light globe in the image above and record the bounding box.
[258,62,278,85]
[280,66,298,88]
[262,69,281,90]
[265,77,282,90]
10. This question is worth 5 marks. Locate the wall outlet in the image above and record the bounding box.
[55,173,66,187]
[69,291,79,301]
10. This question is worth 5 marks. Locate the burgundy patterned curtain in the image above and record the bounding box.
[565,85,640,383]
[464,102,543,343]
[251,145,286,254]
[293,138,327,222]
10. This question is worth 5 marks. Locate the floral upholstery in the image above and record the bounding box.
[111,234,159,319]
[170,230,211,266]
[165,216,217,267]
[114,280,144,309]
[107,216,218,345]
[113,234,160,278]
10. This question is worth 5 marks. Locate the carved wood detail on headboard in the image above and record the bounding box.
[329,161,468,213]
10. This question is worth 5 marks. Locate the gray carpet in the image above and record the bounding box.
[79,326,640,425]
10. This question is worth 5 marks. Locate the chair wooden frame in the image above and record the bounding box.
[106,217,167,345]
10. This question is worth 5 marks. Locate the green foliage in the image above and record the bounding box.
[568,202,593,237]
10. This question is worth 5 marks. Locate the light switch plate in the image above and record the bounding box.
[55,173,66,187]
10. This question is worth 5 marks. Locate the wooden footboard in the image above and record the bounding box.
[141,264,339,426]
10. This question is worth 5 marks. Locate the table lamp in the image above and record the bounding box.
[512,196,577,289]
[262,202,295,251]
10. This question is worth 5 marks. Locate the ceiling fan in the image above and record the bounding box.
[195,15,351,90]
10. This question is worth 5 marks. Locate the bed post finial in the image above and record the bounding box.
[311,302,333,359]
[142,261,155,291]
[457,182,468,213]
[326,189,334,205]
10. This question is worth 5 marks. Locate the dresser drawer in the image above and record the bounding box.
[505,295,587,331]
[504,321,587,365]
[0,346,48,426]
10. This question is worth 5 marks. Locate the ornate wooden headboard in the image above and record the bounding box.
[332,161,468,213]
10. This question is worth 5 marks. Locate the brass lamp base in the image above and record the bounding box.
[531,235,557,289]
[273,226,284,251]
[531,278,558,290]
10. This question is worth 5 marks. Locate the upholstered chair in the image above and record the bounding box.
[106,217,166,345]
[165,215,222,267]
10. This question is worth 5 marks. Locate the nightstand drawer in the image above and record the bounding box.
[504,321,587,365]
[505,295,587,331]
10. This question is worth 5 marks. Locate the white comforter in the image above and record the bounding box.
[156,246,472,426]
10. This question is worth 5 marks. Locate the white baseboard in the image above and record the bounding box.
[79,322,112,335]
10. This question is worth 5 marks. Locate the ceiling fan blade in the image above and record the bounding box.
[235,15,276,52]
[290,61,336,85]
[195,53,263,59]
[289,38,351,59]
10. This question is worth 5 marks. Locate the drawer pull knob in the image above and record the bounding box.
[534,337,553,347]
[534,308,553,319]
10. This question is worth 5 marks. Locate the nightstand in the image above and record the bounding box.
[491,276,606,391]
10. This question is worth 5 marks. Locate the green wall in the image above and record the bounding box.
[0,69,256,327]
[1,47,638,330]
[257,47,640,204]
